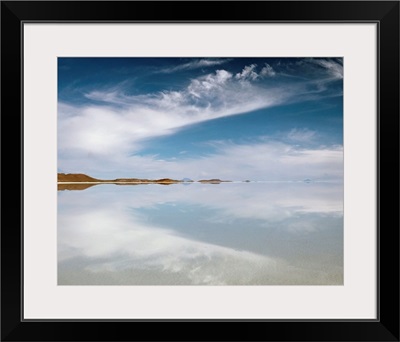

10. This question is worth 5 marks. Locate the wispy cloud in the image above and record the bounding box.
[159,58,231,73]
[84,68,282,111]
[58,134,343,182]
[287,128,317,142]
[60,67,290,159]
[309,58,343,80]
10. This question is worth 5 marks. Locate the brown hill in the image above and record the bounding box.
[114,178,143,182]
[155,178,179,183]
[198,179,231,184]
[58,173,100,182]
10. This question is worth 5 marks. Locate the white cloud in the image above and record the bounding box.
[58,133,343,182]
[159,58,231,73]
[287,128,316,142]
[309,58,343,80]
[260,63,276,77]
[83,67,280,112]
[175,141,343,181]
[235,63,276,80]
[59,68,289,163]
[235,64,259,81]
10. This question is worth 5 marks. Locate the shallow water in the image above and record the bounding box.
[58,182,343,285]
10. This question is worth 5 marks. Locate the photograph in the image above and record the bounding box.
[57,57,344,286]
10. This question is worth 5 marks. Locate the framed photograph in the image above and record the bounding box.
[2,1,399,341]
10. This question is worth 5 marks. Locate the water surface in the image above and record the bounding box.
[58,182,343,285]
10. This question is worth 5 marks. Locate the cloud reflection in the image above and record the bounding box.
[58,182,343,285]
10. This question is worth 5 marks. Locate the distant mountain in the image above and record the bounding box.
[57,173,100,182]
[198,179,231,184]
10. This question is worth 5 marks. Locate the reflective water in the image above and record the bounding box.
[58,182,343,285]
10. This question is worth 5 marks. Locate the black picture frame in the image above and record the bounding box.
[1,1,399,341]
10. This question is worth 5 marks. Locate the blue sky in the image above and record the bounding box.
[58,57,343,181]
